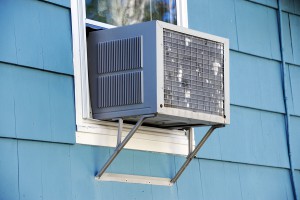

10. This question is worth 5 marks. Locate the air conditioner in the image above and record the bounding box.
[87,21,230,128]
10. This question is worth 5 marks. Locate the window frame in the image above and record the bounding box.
[70,0,192,155]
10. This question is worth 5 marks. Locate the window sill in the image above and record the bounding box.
[76,120,190,155]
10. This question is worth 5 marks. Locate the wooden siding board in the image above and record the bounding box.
[0,0,73,75]
[286,65,296,115]
[199,159,243,200]
[195,126,222,160]
[150,153,178,200]
[70,145,105,200]
[217,106,289,168]
[290,116,300,170]
[0,63,75,143]
[282,0,296,14]
[48,74,76,143]
[238,164,294,200]
[290,64,300,116]
[18,141,72,200]
[282,12,294,64]
[14,66,52,141]
[175,158,203,200]
[14,0,44,70]
[0,63,16,137]
[0,1,18,64]
[0,139,19,200]
[295,0,300,15]
[235,0,281,60]
[188,0,239,50]
[290,14,300,65]
[296,170,300,198]
[230,51,285,113]
[109,149,134,174]
[39,2,73,74]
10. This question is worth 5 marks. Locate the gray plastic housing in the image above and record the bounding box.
[87,21,230,128]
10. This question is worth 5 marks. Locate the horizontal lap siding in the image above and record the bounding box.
[188,0,300,199]
[0,0,73,74]
[0,63,76,143]
[0,0,299,200]
[0,138,295,200]
[0,0,75,143]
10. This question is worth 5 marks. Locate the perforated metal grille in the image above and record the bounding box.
[97,36,142,73]
[163,29,225,116]
[97,72,143,108]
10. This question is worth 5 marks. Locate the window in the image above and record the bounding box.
[70,0,190,155]
[86,0,177,26]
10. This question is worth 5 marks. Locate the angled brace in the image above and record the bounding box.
[95,114,155,179]
[170,124,224,183]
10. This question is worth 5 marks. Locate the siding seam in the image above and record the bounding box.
[17,140,20,200]
[0,60,74,77]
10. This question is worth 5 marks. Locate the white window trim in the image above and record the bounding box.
[70,0,192,155]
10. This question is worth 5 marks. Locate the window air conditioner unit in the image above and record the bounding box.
[87,21,230,129]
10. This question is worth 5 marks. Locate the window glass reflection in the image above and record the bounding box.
[86,0,177,26]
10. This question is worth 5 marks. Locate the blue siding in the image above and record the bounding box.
[290,14,300,65]
[0,63,75,143]
[0,64,16,137]
[0,139,19,200]
[0,140,295,200]
[0,0,299,199]
[296,170,300,196]
[196,106,290,168]
[0,0,73,75]
[235,0,281,60]
[187,0,239,50]
[291,117,300,170]
[238,163,294,200]
[18,140,73,200]
[0,1,17,64]
[39,2,73,74]
[290,65,300,116]
[230,51,284,112]
[14,0,44,70]
[282,12,294,64]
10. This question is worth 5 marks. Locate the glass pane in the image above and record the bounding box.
[86,0,177,26]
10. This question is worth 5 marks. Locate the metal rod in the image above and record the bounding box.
[188,127,194,154]
[96,114,154,179]
[117,118,123,146]
[171,125,223,183]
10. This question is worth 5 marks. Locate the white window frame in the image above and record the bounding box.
[70,0,191,155]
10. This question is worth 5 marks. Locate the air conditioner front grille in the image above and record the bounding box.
[163,29,225,116]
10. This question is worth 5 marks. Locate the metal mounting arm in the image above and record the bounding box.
[95,114,155,179]
[170,124,224,183]
[95,119,224,186]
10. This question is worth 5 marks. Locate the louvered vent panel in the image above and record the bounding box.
[163,29,225,116]
[98,72,143,108]
[98,36,142,73]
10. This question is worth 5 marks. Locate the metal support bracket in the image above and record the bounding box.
[170,124,224,183]
[95,114,155,179]
[95,119,224,186]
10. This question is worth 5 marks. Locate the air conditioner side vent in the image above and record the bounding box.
[97,36,142,73]
[97,72,143,108]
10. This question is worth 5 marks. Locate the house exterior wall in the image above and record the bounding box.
[0,0,299,199]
